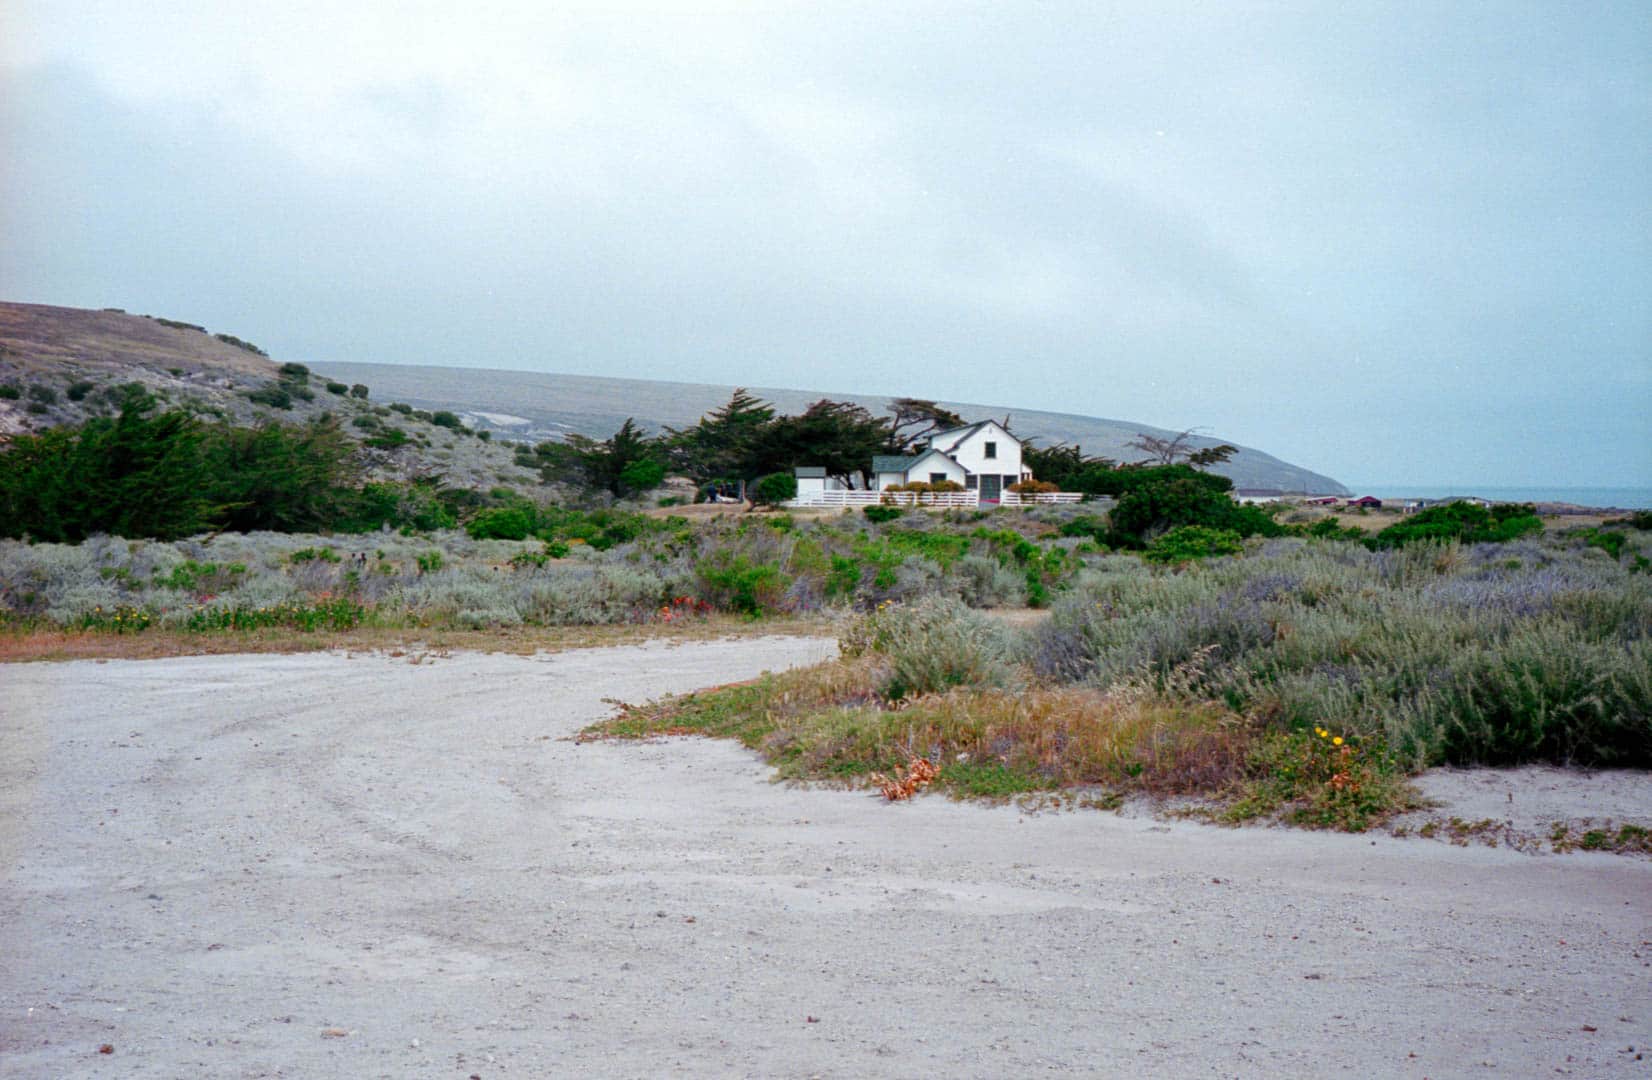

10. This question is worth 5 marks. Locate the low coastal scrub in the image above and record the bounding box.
[0,506,1062,632]
[587,533,1651,831]
[5,496,1649,824]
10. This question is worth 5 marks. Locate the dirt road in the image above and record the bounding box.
[2,640,1648,1078]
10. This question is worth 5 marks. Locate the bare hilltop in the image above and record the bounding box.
[0,302,1346,493]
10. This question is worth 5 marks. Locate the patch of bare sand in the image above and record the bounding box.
[2,641,1649,1078]
[1391,765,1652,853]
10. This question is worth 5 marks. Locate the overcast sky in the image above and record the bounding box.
[2,2,1647,487]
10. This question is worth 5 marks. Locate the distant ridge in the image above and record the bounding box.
[311,360,1350,494]
[0,301,1346,493]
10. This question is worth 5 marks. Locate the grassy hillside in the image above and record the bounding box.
[311,360,1349,494]
[0,302,545,492]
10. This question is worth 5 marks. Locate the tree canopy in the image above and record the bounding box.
[0,400,418,541]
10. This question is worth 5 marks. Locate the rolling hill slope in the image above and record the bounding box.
[0,301,1346,493]
[311,361,1349,494]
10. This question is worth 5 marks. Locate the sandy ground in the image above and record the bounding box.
[2,641,1649,1079]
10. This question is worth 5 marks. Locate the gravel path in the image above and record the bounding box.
[2,639,1649,1078]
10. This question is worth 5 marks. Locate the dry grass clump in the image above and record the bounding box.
[586,640,1262,804]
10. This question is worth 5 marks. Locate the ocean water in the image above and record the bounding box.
[1347,485,1652,509]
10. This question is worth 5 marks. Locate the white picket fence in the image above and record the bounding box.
[998,491,1084,506]
[786,489,980,509]
[786,489,1084,509]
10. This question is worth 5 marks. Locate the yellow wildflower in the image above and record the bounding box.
[1332,736,1344,746]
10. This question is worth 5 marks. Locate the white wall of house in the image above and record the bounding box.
[930,421,1027,484]
[796,475,827,501]
[874,470,906,491]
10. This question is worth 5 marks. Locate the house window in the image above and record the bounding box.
[929,472,947,486]
[964,475,978,490]
[984,441,997,459]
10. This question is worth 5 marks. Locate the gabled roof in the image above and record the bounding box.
[871,455,917,473]
[906,447,961,471]
[927,418,1016,454]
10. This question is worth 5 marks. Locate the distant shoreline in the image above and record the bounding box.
[1336,485,1651,512]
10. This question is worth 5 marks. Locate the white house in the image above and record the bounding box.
[872,420,1030,503]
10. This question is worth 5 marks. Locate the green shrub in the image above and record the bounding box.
[155,559,246,593]
[618,458,665,494]
[1308,515,1366,541]
[246,383,293,409]
[325,381,348,395]
[466,505,536,541]
[696,552,790,616]
[431,410,462,429]
[349,384,370,399]
[66,380,95,402]
[388,402,413,415]
[215,333,268,356]
[0,384,19,400]
[753,472,798,507]
[827,555,863,598]
[1097,466,1279,548]
[278,362,310,382]
[27,384,57,404]
[1058,514,1108,542]
[1145,525,1244,563]
[149,316,206,333]
[863,505,903,523]
[364,427,408,449]
[1581,528,1626,560]
[1374,502,1542,548]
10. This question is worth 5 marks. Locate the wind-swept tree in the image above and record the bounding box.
[1127,428,1237,469]
[666,389,776,483]
[754,399,891,487]
[552,418,665,497]
[1021,441,1116,490]
[886,397,965,452]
